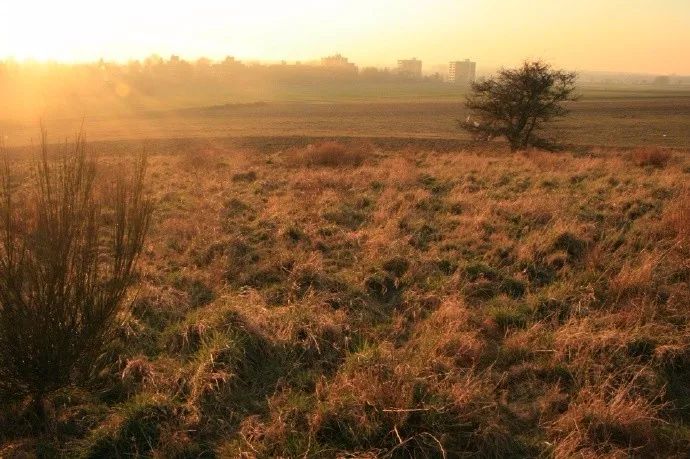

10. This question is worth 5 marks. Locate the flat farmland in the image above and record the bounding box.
[2,87,689,149]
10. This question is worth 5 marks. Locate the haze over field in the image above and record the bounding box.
[2,0,689,74]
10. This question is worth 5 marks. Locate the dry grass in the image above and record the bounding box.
[287,141,370,168]
[178,144,235,170]
[548,379,662,458]
[630,147,673,168]
[1,143,689,457]
[661,187,690,246]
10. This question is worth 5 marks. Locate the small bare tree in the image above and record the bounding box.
[460,60,577,151]
[0,131,152,422]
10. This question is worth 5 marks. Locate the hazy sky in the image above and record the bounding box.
[2,0,688,74]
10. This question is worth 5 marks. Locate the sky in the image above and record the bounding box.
[1,0,689,74]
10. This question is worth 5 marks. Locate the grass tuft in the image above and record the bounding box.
[630,147,673,168]
[289,141,368,168]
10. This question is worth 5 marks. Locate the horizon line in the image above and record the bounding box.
[0,54,687,78]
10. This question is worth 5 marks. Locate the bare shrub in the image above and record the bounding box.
[0,131,152,421]
[289,141,367,168]
[631,147,672,168]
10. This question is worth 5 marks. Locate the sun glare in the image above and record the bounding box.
[1,0,689,72]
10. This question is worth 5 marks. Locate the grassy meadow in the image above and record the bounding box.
[1,139,689,457]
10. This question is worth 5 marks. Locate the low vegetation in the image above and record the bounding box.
[287,141,370,168]
[631,146,674,168]
[1,141,689,457]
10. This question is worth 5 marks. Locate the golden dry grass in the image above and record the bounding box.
[630,147,674,168]
[1,143,689,457]
[286,141,370,168]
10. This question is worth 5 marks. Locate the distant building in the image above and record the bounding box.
[223,56,237,64]
[397,58,423,79]
[449,59,476,85]
[321,54,357,71]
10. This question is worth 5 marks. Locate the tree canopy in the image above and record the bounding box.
[460,61,577,151]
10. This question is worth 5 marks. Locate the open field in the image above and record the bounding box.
[2,0,689,456]
[3,85,690,149]
[2,141,689,457]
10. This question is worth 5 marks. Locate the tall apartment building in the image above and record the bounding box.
[397,58,423,79]
[449,59,476,85]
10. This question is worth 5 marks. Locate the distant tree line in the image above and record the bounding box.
[0,56,445,117]
[0,55,447,84]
